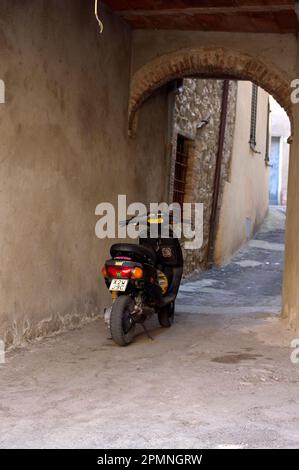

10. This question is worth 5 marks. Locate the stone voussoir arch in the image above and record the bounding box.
[128,47,293,135]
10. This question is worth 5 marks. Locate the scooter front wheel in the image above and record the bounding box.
[110,295,135,346]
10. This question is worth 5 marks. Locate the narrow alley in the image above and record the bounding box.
[178,207,285,314]
[1,208,298,449]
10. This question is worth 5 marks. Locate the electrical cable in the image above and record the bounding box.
[95,0,104,33]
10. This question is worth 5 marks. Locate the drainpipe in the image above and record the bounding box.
[166,88,176,203]
[166,79,183,203]
[207,79,230,266]
[264,98,272,167]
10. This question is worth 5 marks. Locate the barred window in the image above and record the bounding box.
[249,83,258,149]
[173,134,189,207]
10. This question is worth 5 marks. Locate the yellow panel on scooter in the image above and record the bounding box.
[157,270,168,295]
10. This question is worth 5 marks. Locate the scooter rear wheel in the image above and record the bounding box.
[110,295,135,346]
[158,302,175,328]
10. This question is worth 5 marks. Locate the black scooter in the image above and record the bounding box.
[101,212,183,346]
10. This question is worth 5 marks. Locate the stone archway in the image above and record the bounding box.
[128,44,299,328]
[128,47,293,135]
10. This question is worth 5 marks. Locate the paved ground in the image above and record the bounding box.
[178,206,285,311]
[1,207,299,449]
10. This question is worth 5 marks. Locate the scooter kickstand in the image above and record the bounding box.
[142,322,154,341]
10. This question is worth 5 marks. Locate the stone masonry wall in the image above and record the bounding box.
[170,78,237,275]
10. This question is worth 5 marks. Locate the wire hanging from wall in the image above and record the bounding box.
[95,0,104,33]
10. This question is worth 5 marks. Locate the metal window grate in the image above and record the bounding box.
[249,83,258,148]
[173,134,189,206]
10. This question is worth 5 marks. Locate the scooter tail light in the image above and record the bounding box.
[131,267,143,280]
[106,266,133,279]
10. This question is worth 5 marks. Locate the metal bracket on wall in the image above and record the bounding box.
[197,114,211,129]
[250,143,262,154]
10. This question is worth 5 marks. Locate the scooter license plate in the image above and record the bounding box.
[109,279,128,292]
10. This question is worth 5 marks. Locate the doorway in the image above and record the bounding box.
[269,136,281,205]
[268,98,290,207]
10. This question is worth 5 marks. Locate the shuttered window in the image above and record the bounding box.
[249,83,258,149]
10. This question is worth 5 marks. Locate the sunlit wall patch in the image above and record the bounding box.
[0,80,5,104]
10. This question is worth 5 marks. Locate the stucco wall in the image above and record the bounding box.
[131,30,297,82]
[283,84,299,329]
[214,81,269,264]
[279,140,290,206]
[270,97,291,205]
[0,1,168,348]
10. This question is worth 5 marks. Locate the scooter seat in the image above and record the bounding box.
[110,243,156,265]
